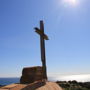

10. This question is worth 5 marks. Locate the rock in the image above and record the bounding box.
[20,66,43,84]
[0,82,63,90]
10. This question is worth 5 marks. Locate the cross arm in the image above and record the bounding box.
[34,27,49,40]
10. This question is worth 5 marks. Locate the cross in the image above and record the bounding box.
[34,20,49,80]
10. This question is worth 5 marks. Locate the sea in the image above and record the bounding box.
[0,78,20,85]
[0,74,90,85]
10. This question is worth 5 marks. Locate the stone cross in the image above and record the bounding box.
[35,20,49,80]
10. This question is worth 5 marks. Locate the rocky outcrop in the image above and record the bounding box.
[0,82,63,90]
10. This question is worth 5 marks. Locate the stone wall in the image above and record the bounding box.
[20,66,43,84]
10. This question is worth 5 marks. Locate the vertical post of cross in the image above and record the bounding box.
[35,20,49,80]
[40,21,47,80]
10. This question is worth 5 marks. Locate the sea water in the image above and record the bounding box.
[0,78,20,85]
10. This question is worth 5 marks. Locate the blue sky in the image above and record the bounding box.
[0,0,90,77]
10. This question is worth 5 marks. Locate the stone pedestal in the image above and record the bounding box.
[20,66,43,84]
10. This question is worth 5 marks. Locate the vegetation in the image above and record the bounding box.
[56,80,90,90]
